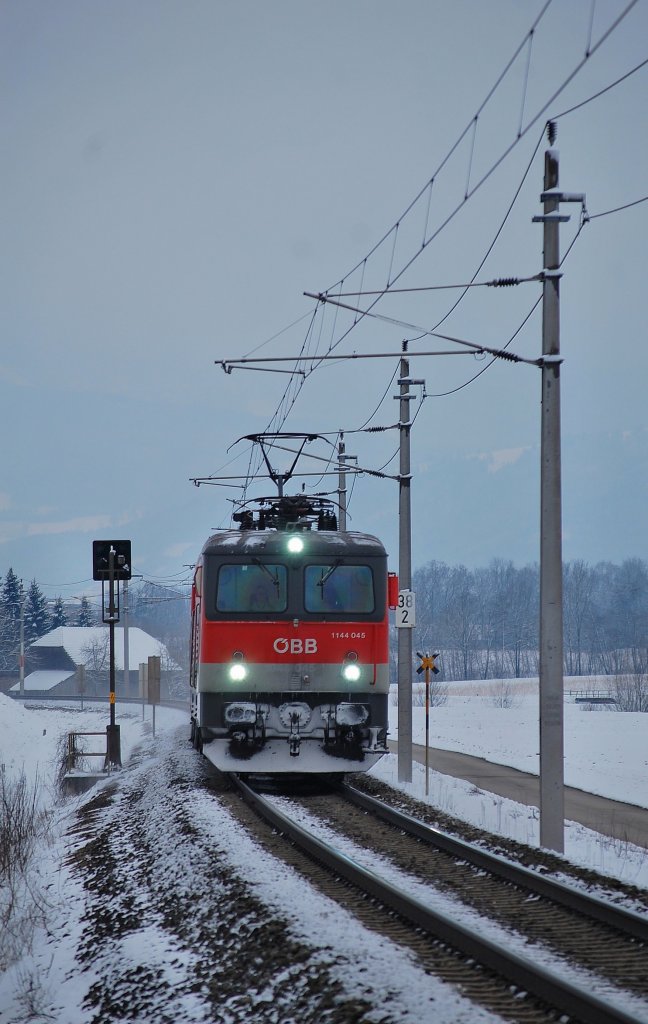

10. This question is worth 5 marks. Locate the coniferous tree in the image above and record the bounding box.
[24,579,51,643]
[0,568,22,669]
[50,596,67,628]
[76,595,95,626]
[1,568,22,622]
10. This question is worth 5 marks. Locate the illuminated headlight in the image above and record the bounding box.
[342,650,360,682]
[342,662,361,682]
[287,536,304,553]
[229,651,247,681]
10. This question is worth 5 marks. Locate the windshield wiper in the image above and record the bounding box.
[252,558,280,590]
[318,560,342,589]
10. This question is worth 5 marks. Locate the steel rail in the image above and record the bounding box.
[343,782,648,943]
[231,774,643,1024]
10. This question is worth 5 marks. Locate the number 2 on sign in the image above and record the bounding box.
[396,590,415,628]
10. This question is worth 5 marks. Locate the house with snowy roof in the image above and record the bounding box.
[11,625,181,700]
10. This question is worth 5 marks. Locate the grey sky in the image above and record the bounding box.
[2,0,647,597]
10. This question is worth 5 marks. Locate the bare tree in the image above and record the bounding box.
[563,560,593,675]
[443,565,479,680]
[80,632,109,694]
[612,672,648,713]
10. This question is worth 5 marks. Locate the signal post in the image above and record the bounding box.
[417,652,439,796]
[92,539,132,771]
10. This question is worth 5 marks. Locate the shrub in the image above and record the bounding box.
[0,770,50,972]
[612,672,648,712]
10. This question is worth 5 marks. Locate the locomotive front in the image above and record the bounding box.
[190,500,394,773]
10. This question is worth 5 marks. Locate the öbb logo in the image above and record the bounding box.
[273,638,318,655]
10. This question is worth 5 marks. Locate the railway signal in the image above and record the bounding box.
[92,539,132,581]
[92,539,132,770]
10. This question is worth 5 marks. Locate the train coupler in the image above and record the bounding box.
[288,709,301,756]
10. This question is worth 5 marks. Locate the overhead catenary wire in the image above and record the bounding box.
[552,55,648,121]
[588,195,648,219]
[213,175,631,514]
[240,309,317,360]
[321,273,541,297]
[317,1,639,335]
[238,6,561,444]
[302,294,541,367]
[251,6,640,449]
[215,199,578,497]
[217,2,641,515]
[425,295,543,398]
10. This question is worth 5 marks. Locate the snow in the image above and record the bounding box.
[10,669,74,693]
[266,793,648,1022]
[29,625,171,670]
[1,684,647,1022]
[392,683,648,806]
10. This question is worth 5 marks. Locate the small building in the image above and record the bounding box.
[11,625,180,700]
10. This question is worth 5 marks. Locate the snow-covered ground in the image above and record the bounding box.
[1,684,647,1023]
[379,678,648,889]
[2,681,647,882]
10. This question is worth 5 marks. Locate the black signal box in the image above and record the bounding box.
[92,540,132,581]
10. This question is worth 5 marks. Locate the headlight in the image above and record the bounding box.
[342,663,361,681]
[287,536,304,553]
[342,652,361,682]
[229,651,247,681]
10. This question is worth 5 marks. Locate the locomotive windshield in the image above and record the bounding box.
[204,547,385,621]
[304,564,375,613]
[216,563,287,613]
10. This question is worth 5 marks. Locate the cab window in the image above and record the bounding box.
[304,564,374,613]
[216,563,287,613]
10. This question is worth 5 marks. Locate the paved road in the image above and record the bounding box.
[389,742,648,850]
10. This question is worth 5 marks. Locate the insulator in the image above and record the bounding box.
[489,277,519,288]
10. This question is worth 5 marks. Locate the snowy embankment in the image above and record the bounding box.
[1,698,499,1024]
[1,686,647,888]
[0,689,647,1023]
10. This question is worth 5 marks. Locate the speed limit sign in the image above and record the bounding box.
[395,589,416,628]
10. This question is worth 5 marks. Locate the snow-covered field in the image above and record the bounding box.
[1,685,647,1024]
[2,683,647,881]
[380,679,648,888]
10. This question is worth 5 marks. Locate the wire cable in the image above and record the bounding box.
[552,55,648,121]
[226,2,641,495]
[588,195,648,219]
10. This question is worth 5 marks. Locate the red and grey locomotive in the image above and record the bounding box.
[189,494,397,773]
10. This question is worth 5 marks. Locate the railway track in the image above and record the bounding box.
[229,773,648,1024]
